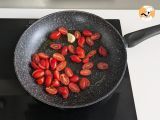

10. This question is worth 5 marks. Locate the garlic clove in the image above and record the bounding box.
[67,33,76,43]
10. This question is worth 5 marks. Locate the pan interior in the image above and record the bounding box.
[14,11,127,108]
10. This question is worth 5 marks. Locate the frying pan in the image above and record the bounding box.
[14,11,160,108]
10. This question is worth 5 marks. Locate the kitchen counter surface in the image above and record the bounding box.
[0,0,159,9]
[0,8,160,120]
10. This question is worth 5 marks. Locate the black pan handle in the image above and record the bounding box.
[124,24,160,48]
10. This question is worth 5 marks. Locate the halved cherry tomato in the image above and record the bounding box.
[36,77,45,85]
[38,52,49,59]
[50,43,62,50]
[80,69,91,76]
[53,70,60,80]
[53,53,65,61]
[49,31,61,40]
[61,46,68,56]
[70,75,79,83]
[97,62,109,70]
[78,37,85,48]
[58,27,68,35]
[45,75,52,87]
[82,57,89,64]
[87,50,97,58]
[79,78,90,90]
[68,45,75,54]
[49,58,57,70]
[86,37,94,46]
[46,87,57,95]
[91,32,101,41]
[45,69,52,76]
[32,69,44,79]
[60,74,70,85]
[32,54,40,64]
[38,59,46,69]
[58,87,69,99]
[70,55,81,63]
[98,46,108,57]
[45,59,49,69]
[69,83,80,93]
[65,67,73,77]
[31,61,39,69]
[56,61,67,71]
[74,31,81,39]
[83,29,93,37]
[82,62,94,69]
[76,46,85,58]
[51,79,60,87]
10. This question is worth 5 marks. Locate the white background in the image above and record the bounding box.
[0,9,160,120]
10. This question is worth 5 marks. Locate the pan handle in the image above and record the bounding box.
[124,24,160,48]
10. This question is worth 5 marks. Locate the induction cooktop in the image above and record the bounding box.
[0,19,137,120]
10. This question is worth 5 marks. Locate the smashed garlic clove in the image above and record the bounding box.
[67,33,75,43]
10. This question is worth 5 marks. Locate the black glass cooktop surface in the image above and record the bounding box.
[0,19,137,120]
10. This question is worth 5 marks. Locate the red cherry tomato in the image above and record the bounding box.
[70,55,81,63]
[78,37,85,48]
[58,27,68,35]
[76,46,85,58]
[83,29,93,37]
[49,31,61,40]
[61,46,68,56]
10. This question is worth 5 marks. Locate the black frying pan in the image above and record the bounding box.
[14,11,160,108]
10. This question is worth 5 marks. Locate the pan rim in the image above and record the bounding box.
[14,10,127,109]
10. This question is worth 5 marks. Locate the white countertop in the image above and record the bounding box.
[1,8,160,120]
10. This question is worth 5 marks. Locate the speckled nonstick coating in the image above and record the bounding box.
[14,10,127,108]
